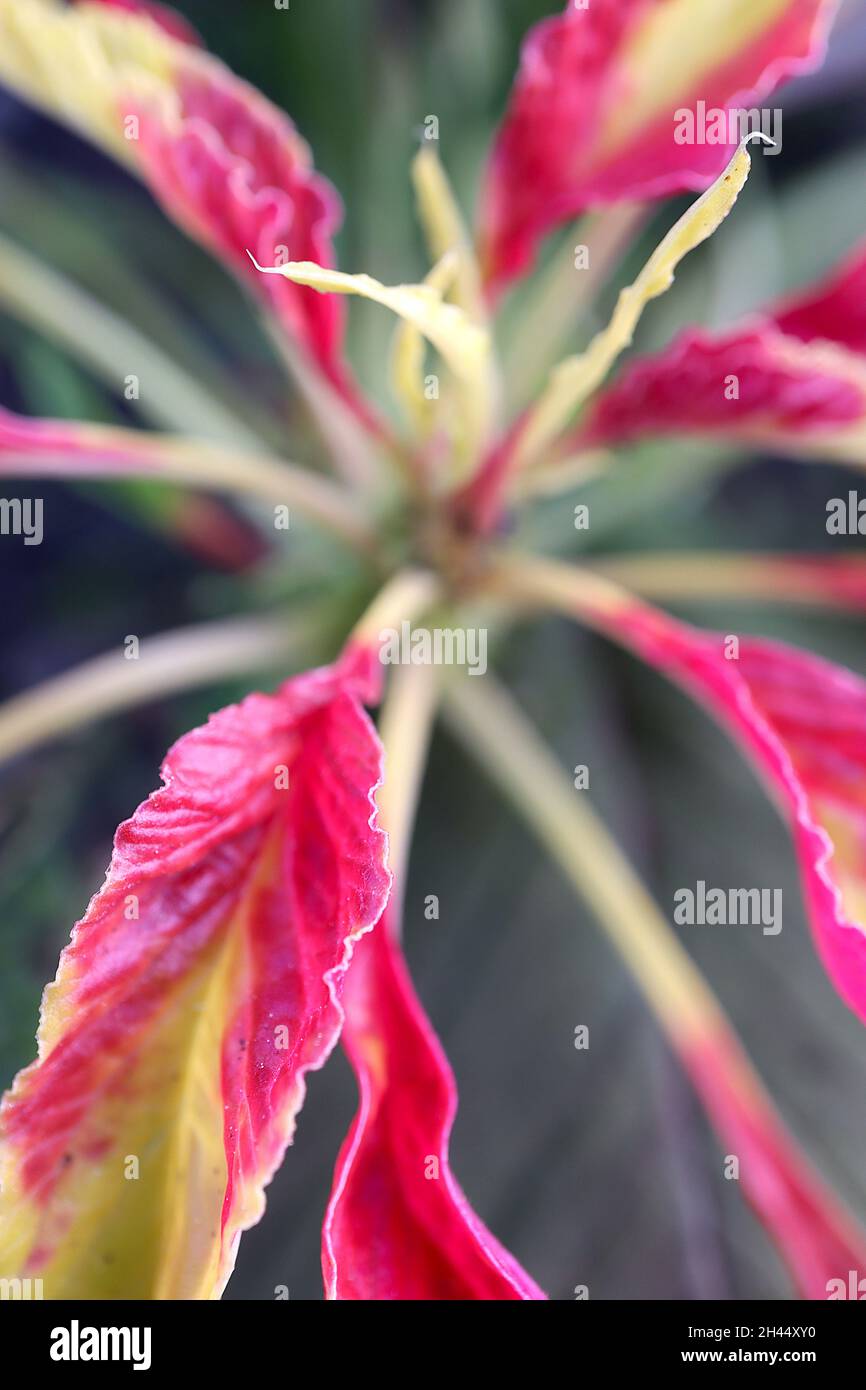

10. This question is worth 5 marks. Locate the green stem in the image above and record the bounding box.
[3,431,378,556]
[443,673,866,1282]
[0,611,317,766]
[266,326,386,494]
[588,551,866,611]
[351,567,442,647]
[443,672,720,1045]
[377,660,440,926]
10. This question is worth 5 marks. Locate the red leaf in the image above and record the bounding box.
[132,60,354,401]
[0,647,390,1298]
[480,0,834,294]
[1,1,369,412]
[684,1025,866,1299]
[583,595,866,1029]
[773,240,866,356]
[323,909,546,1300]
[578,322,866,448]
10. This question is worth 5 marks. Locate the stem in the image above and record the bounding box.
[443,673,719,1045]
[351,568,442,647]
[4,432,378,556]
[266,327,386,494]
[511,141,757,476]
[351,571,443,930]
[377,660,440,925]
[588,551,866,612]
[411,146,486,326]
[0,612,316,766]
[252,252,495,488]
[509,448,612,503]
[484,549,631,632]
[444,676,866,1293]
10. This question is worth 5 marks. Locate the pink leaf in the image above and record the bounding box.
[480,0,835,294]
[581,594,866,1028]
[578,321,866,449]
[0,646,390,1297]
[683,1023,866,1300]
[773,240,866,355]
[133,60,355,400]
[9,1,371,413]
[323,908,546,1300]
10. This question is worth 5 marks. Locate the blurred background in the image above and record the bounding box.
[2,0,866,1299]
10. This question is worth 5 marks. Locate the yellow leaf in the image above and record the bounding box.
[0,0,175,161]
[598,0,824,161]
[411,145,484,324]
[389,252,459,440]
[513,135,764,472]
[248,253,494,474]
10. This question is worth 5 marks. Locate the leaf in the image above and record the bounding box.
[574,243,866,465]
[516,136,760,467]
[505,556,866,1034]
[444,665,866,1302]
[323,907,546,1300]
[479,0,836,292]
[628,623,866,1028]
[389,252,459,443]
[459,139,762,528]
[773,239,866,354]
[0,647,390,1298]
[0,405,375,552]
[411,146,484,325]
[248,254,495,469]
[0,0,360,402]
[577,322,866,464]
[684,1024,866,1300]
[74,0,203,47]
